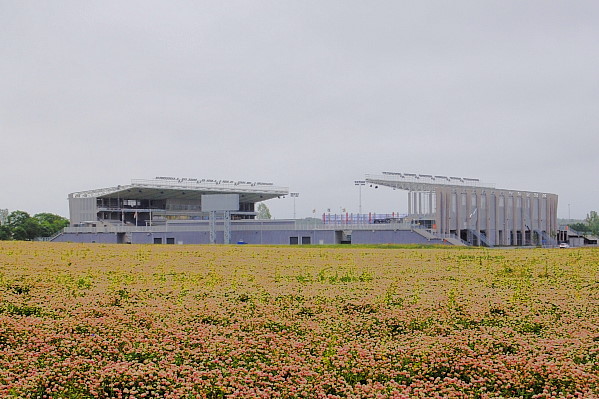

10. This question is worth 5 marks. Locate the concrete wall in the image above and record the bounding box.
[129,229,338,245]
[53,229,447,246]
[53,232,118,244]
[68,196,97,226]
[351,229,447,245]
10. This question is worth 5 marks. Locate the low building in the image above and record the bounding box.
[557,226,598,247]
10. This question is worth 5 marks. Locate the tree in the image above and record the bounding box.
[0,225,11,240]
[34,213,69,237]
[0,210,69,241]
[568,222,590,233]
[586,211,599,236]
[8,211,41,241]
[256,203,272,220]
[7,210,31,229]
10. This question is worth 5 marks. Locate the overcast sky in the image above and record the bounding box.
[1,1,598,220]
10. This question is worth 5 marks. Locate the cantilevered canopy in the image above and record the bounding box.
[70,178,289,203]
[365,172,495,191]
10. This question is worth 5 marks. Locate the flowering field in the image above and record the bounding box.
[0,242,598,399]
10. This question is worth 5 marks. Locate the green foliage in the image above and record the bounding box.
[0,225,12,240]
[586,211,599,235]
[566,210,599,236]
[0,210,69,241]
[34,213,70,237]
[256,203,272,220]
[568,222,590,233]
[6,211,31,229]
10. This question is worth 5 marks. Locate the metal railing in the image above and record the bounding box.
[60,219,416,235]
[433,233,470,246]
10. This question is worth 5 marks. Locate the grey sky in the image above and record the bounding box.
[1,1,598,219]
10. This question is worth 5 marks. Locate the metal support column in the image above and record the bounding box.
[224,211,231,244]
[209,211,216,244]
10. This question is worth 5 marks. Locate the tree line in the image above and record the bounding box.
[0,211,69,241]
[568,211,599,236]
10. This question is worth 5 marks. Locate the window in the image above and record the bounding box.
[166,238,175,244]
[301,236,311,245]
[289,237,299,245]
[153,237,162,244]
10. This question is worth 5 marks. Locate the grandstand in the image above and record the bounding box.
[54,172,558,247]
[68,177,288,227]
[366,172,558,246]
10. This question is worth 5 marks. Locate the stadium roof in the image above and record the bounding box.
[69,177,289,203]
[365,172,495,191]
[365,172,555,196]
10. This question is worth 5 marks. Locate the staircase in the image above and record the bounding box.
[37,229,65,242]
[412,228,437,240]
[535,229,557,247]
[443,235,469,246]
[468,229,493,247]
[411,228,467,246]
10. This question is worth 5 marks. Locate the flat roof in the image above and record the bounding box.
[366,172,556,196]
[70,178,289,203]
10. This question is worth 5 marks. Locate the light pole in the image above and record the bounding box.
[290,192,299,219]
[354,180,365,214]
[568,203,571,221]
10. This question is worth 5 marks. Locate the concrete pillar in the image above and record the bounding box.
[545,196,551,238]
[408,191,412,215]
[476,192,481,245]
[445,188,453,234]
[493,193,499,246]
[528,196,533,244]
[519,196,524,245]
[502,196,508,245]
[455,190,460,238]
[435,188,442,233]
[429,191,434,216]
[512,196,517,246]
[466,191,471,229]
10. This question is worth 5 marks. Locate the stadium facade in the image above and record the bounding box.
[53,173,558,247]
[366,173,558,247]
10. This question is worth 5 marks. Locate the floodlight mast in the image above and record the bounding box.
[354,180,366,214]
[290,192,299,219]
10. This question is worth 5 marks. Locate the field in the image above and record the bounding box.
[1,242,598,398]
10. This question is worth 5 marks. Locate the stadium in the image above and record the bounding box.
[52,172,559,247]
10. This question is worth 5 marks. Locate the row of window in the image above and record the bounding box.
[290,236,311,245]
[154,237,175,244]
